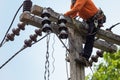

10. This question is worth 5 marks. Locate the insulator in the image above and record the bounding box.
[41,12,52,32]
[42,17,51,25]
[41,8,50,18]
[18,22,25,30]
[95,55,99,59]
[42,23,52,32]
[41,8,52,33]
[91,55,98,62]
[59,30,68,39]
[57,15,68,39]
[12,28,20,36]
[6,33,15,41]
[24,39,32,47]
[35,29,42,36]
[30,34,37,42]
[96,50,103,57]
[23,0,32,12]
[58,15,67,24]
[58,23,68,32]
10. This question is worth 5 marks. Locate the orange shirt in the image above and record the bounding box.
[64,0,99,20]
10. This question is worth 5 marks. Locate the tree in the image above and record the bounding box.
[86,50,120,80]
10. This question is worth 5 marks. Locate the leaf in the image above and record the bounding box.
[86,50,120,80]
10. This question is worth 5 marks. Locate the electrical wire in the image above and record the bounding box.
[106,22,120,31]
[65,39,70,80]
[51,28,71,79]
[57,37,70,53]
[65,39,68,46]
[65,61,69,80]
[52,28,70,53]
[0,33,49,69]
[65,51,69,80]
[0,3,23,47]
[89,66,94,74]
[51,34,55,73]
[0,47,25,69]
[55,30,95,76]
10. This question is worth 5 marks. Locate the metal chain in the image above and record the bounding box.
[44,34,50,80]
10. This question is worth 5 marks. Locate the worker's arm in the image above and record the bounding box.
[64,0,87,18]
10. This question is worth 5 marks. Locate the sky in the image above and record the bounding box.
[0,0,120,80]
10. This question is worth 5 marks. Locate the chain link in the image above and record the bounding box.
[44,34,50,80]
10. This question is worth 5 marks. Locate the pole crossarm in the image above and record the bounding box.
[20,11,117,52]
[30,5,120,46]
[20,11,43,28]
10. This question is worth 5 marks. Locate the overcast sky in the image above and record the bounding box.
[0,0,120,80]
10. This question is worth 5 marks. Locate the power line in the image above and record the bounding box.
[0,3,23,47]
[0,33,49,69]
[106,22,120,31]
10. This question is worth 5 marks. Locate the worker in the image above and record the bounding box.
[64,0,106,63]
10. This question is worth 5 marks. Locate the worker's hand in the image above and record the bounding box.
[64,11,71,17]
[64,11,77,18]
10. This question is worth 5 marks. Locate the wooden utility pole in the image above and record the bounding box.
[19,5,120,80]
[68,28,85,80]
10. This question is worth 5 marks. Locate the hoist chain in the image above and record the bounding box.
[44,34,50,80]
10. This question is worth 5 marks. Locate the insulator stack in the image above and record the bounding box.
[30,28,42,41]
[30,34,37,42]
[58,15,68,39]
[96,50,104,57]
[6,22,26,41]
[91,55,98,62]
[89,50,104,66]
[23,28,42,47]
[12,28,20,36]
[23,0,32,12]
[24,39,32,47]
[6,33,15,41]
[35,29,42,36]
[18,22,26,30]
[41,8,52,33]
[31,28,42,42]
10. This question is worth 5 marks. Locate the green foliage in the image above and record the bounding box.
[86,50,120,80]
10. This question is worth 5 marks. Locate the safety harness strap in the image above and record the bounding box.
[92,8,106,28]
[85,9,106,35]
[71,0,76,5]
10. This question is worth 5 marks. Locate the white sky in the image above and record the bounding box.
[0,0,120,80]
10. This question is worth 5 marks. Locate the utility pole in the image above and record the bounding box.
[68,28,85,80]
[19,5,120,80]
